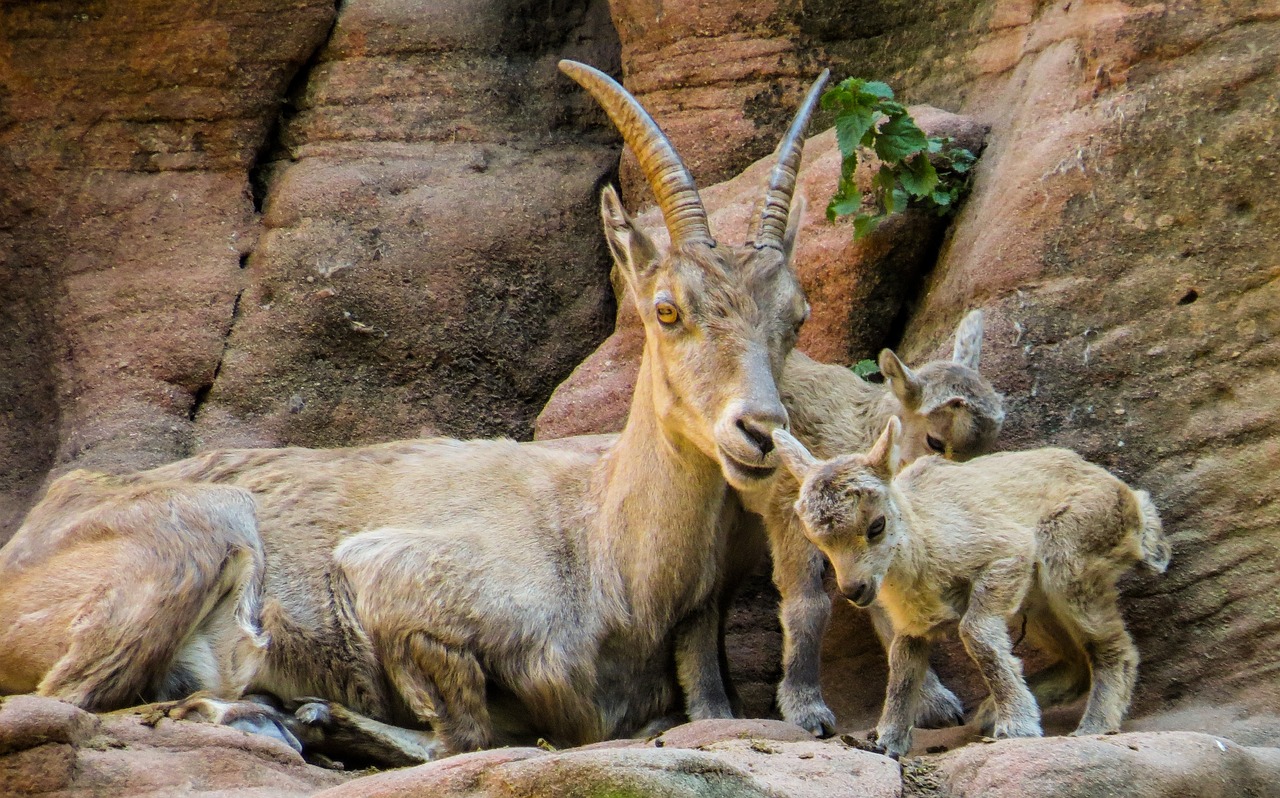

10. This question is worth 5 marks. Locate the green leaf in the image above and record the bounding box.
[874,113,929,162]
[873,165,897,193]
[860,81,894,100]
[827,191,864,220]
[931,189,953,206]
[853,214,882,239]
[899,154,939,198]
[852,359,881,377]
[835,106,877,157]
[883,186,910,214]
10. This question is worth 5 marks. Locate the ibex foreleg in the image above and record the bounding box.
[770,526,836,736]
[675,601,734,720]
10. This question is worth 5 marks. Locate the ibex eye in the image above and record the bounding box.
[867,516,886,541]
[655,302,680,325]
[926,435,946,454]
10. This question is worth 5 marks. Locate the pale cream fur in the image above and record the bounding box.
[775,418,1170,757]
[731,310,1004,735]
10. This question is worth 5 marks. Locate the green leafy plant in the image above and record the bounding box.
[851,359,880,379]
[822,78,976,238]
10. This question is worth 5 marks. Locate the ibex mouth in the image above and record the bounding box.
[720,450,778,483]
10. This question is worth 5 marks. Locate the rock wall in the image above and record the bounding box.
[0,0,621,540]
[574,0,1280,738]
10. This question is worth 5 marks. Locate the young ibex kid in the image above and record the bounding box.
[772,418,1170,757]
[736,311,1005,736]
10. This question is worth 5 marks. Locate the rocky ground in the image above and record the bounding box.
[1,0,1278,795]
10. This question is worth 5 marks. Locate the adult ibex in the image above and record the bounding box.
[0,61,828,758]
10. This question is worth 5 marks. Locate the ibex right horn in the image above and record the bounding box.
[755,69,830,251]
[559,60,715,249]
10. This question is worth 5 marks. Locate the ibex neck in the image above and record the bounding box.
[592,350,727,638]
[886,487,930,588]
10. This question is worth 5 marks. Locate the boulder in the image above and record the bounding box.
[932,731,1280,798]
[0,695,348,796]
[197,0,623,449]
[314,718,901,798]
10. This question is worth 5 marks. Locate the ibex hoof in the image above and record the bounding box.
[293,698,334,727]
[789,704,838,738]
[915,684,966,729]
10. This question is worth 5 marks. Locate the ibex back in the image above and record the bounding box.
[0,62,829,759]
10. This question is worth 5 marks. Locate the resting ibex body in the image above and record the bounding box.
[774,418,1170,757]
[0,62,828,757]
[735,311,1005,735]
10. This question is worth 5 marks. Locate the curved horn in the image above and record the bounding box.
[755,69,830,250]
[559,60,714,249]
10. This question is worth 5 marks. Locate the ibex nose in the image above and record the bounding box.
[736,416,779,457]
[842,582,876,607]
[732,409,788,458]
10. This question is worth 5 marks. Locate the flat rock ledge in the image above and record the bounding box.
[3,696,1279,797]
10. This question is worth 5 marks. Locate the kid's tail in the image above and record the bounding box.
[1133,489,1171,573]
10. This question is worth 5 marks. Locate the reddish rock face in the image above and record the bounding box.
[0,0,621,539]
[198,0,622,450]
[0,0,334,538]
[603,0,1280,742]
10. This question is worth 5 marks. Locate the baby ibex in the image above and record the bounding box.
[736,311,1004,735]
[773,418,1171,757]
[0,62,828,759]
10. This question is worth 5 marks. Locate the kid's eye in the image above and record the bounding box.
[926,435,946,454]
[867,516,886,542]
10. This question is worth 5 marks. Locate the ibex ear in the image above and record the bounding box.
[866,417,900,480]
[952,310,984,370]
[600,185,659,287]
[773,429,818,481]
[879,349,922,411]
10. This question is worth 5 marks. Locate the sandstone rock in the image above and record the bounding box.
[536,109,986,439]
[932,731,1280,798]
[0,695,348,796]
[187,0,622,450]
[0,0,623,541]
[316,719,900,798]
[599,0,1280,741]
[0,0,334,541]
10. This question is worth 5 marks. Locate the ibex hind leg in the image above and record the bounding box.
[41,544,264,710]
[384,631,493,755]
[289,697,443,766]
[1053,590,1138,736]
[972,609,1088,733]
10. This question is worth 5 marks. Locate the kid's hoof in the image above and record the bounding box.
[789,704,838,737]
[992,717,1042,740]
[915,683,967,729]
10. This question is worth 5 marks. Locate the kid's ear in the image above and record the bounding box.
[866,417,900,480]
[773,429,819,481]
[952,309,984,370]
[600,185,659,289]
[879,349,922,411]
